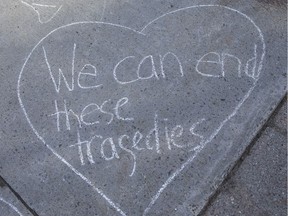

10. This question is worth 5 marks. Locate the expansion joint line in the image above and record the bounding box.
[0,175,39,216]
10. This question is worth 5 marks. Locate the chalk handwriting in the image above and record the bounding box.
[78,64,103,89]
[49,97,134,131]
[68,113,206,177]
[18,5,266,216]
[196,50,258,79]
[160,52,184,78]
[44,43,257,94]
[43,45,76,93]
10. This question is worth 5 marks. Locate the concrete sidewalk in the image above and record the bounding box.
[200,96,287,216]
[0,1,286,215]
[1,97,286,215]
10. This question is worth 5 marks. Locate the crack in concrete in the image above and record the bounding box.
[198,93,287,215]
[0,175,39,216]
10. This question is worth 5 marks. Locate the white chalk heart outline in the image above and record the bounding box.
[17,5,265,216]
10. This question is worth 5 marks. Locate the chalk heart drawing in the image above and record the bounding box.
[18,5,265,216]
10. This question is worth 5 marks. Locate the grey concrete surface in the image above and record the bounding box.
[0,180,33,216]
[201,98,287,216]
[0,1,286,216]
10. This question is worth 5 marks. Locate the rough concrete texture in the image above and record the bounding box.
[271,99,287,130]
[0,179,33,216]
[0,1,286,216]
[201,98,287,216]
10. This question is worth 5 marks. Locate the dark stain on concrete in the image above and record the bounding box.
[0,176,6,187]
